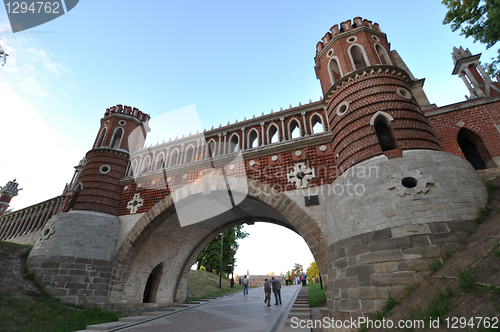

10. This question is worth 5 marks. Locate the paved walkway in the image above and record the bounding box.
[112,285,302,332]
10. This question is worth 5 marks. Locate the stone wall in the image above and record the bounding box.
[325,150,487,321]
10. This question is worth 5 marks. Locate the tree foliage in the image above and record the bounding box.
[291,263,303,277]
[306,261,319,283]
[195,226,248,276]
[0,35,7,66]
[442,0,500,77]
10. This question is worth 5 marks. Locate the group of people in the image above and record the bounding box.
[240,273,308,306]
[284,273,308,286]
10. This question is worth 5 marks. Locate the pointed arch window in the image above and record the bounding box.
[350,45,367,70]
[129,160,138,176]
[375,44,391,65]
[267,124,280,144]
[206,140,217,158]
[169,149,179,167]
[288,119,302,139]
[310,113,325,134]
[110,127,124,149]
[328,58,342,83]
[141,156,151,174]
[370,112,396,151]
[228,134,240,153]
[184,145,195,164]
[154,153,164,170]
[248,129,259,149]
[96,128,106,148]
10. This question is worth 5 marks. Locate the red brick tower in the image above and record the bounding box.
[0,179,22,216]
[314,17,440,172]
[319,18,487,323]
[69,105,150,215]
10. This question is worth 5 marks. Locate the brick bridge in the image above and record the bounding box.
[1,17,500,327]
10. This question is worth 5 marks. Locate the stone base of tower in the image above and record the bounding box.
[27,210,120,306]
[324,150,487,330]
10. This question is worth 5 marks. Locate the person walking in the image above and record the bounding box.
[264,278,272,306]
[271,276,282,305]
[242,275,249,295]
[285,273,289,286]
[302,273,307,287]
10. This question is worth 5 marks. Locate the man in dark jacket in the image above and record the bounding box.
[271,276,282,305]
[264,278,272,306]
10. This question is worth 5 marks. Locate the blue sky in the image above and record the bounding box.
[0,0,497,275]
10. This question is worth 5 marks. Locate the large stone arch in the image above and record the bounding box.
[108,175,327,306]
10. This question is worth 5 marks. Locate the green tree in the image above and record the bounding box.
[306,261,319,283]
[195,226,248,276]
[0,35,8,66]
[442,0,500,77]
[291,263,303,278]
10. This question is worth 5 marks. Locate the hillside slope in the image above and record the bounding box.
[366,178,500,331]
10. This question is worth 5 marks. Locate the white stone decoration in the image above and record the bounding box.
[287,163,316,189]
[40,222,56,242]
[229,164,235,170]
[295,150,302,157]
[182,174,188,179]
[123,186,129,191]
[387,169,434,200]
[271,155,278,161]
[319,145,327,152]
[249,160,256,166]
[137,183,142,188]
[167,177,172,182]
[151,180,157,185]
[127,193,144,214]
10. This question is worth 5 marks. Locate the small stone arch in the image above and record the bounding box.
[169,149,180,167]
[348,44,370,71]
[374,43,392,65]
[328,57,342,84]
[309,112,326,134]
[247,129,259,149]
[457,127,492,170]
[140,156,151,174]
[370,111,397,151]
[184,145,195,164]
[95,128,106,148]
[110,127,124,149]
[129,159,139,176]
[109,176,328,305]
[288,118,302,139]
[228,133,240,153]
[267,123,280,144]
[205,139,217,158]
[154,153,165,170]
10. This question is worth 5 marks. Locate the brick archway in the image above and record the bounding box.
[109,175,327,305]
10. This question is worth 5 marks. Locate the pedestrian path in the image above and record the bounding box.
[76,284,309,332]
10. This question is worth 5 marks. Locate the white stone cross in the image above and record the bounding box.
[127,193,144,214]
[287,163,316,189]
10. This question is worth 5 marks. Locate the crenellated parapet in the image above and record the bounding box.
[315,17,381,55]
[104,104,150,124]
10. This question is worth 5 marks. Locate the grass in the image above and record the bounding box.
[457,267,478,291]
[306,282,326,307]
[0,241,123,332]
[429,259,443,272]
[358,292,400,331]
[0,291,123,332]
[185,270,243,301]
